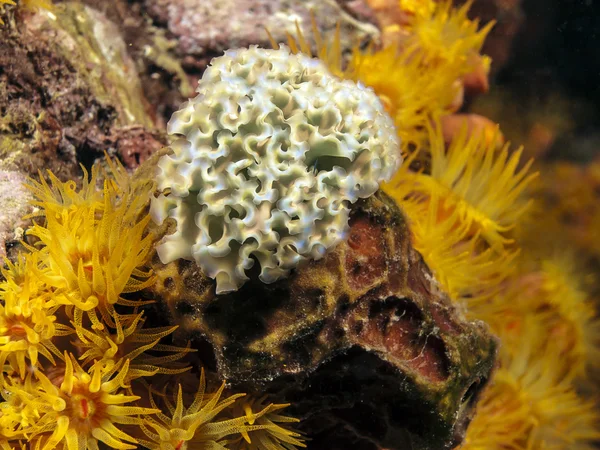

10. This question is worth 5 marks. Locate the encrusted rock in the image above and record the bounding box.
[0,3,168,258]
[0,170,33,259]
[0,3,158,178]
[108,126,166,170]
[73,0,380,124]
[145,188,498,450]
[144,0,378,65]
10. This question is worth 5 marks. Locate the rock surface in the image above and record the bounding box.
[143,0,378,66]
[77,0,379,122]
[0,170,33,259]
[0,3,164,179]
[0,3,167,254]
[146,189,498,450]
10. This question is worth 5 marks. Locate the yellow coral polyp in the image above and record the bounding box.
[26,167,103,223]
[230,396,306,450]
[462,325,600,449]
[347,46,459,146]
[397,0,436,23]
[384,151,516,307]
[0,384,25,449]
[29,354,158,450]
[0,428,16,450]
[532,258,600,380]
[0,253,70,378]
[73,311,194,380]
[281,3,492,148]
[473,253,600,383]
[28,172,155,330]
[387,122,537,249]
[282,24,457,147]
[403,1,493,75]
[398,191,515,305]
[139,369,249,450]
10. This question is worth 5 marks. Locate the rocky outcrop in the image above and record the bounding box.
[146,190,498,450]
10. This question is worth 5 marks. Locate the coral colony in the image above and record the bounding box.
[0,0,598,450]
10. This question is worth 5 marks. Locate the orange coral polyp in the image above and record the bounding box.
[402,0,493,72]
[74,395,92,420]
[230,396,307,449]
[67,390,103,429]
[25,166,103,226]
[531,258,600,380]
[462,323,600,449]
[139,369,251,450]
[347,46,458,144]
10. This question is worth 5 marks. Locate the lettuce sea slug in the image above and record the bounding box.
[151,45,402,293]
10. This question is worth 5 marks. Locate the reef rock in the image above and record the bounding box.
[146,189,498,450]
[0,170,33,259]
[81,0,380,123]
[0,3,163,177]
[143,0,378,67]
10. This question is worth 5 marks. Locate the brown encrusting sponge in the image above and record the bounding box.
[147,187,498,450]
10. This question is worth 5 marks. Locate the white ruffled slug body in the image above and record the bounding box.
[151,45,401,294]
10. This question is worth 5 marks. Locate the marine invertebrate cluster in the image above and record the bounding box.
[401,0,493,74]
[473,254,600,383]
[394,123,536,248]
[139,369,248,450]
[382,121,532,306]
[27,356,157,450]
[462,323,600,450]
[151,45,401,293]
[27,172,156,329]
[528,160,600,258]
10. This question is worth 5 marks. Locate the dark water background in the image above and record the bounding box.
[484,0,600,162]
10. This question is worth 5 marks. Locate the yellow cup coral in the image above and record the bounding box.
[0,155,306,450]
[27,169,155,330]
[27,355,159,450]
[0,252,71,379]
